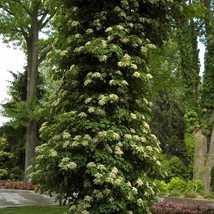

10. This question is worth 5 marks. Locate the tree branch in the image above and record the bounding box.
[10,0,32,16]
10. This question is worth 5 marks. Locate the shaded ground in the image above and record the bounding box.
[0,189,57,208]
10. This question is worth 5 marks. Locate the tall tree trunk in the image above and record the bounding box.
[203,111,214,192]
[24,4,39,182]
[193,130,207,180]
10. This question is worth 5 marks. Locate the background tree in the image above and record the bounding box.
[0,0,55,181]
[29,0,180,213]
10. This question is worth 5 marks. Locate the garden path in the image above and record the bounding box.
[0,189,57,208]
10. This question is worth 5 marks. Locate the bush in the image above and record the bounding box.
[153,201,214,214]
[167,177,187,192]
[187,180,204,193]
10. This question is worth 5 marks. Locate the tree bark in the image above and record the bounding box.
[24,4,39,182]
[203,111,214,192]
[193,130,207,180]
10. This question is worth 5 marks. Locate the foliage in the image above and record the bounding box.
[167,177,187,193]
[0,137,14,179]
[153,201,214,214]
[158,177,204,195]
[29,0,180,213]
[167,156,191,180]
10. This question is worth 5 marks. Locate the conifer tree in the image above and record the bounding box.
[30,0,178,213]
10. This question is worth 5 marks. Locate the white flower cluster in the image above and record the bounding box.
[74,46,84,53]
[84,97,92,104]
[136,178,144,186]
[87,162,96,168]
[71,21,80,27]
[131,64,138,70]
[143,121,150,130]
[98,94,119,105]
[78,112,87,118]
[146,73,153,80]
[62,131,71,139]
[86,28,93,34]
[105,27,113,32]
[115,24,125,30]
[92,72,103,79]
[106,167,121,184]
[60,50,68,57]
[132,71,141,78]
[74,33,81,38]
[146,43,157,50]
[109,93,119,102]
[114,145,123,155]
[130,113,137,120]
[59,158,77,171]
[118,54,132,68]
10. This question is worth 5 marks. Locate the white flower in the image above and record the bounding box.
[113,132,120,140]
[116,70,123,75]
[86,28,93,34]
[78,112,87,117]
[87,162,96,168]
[62,131,71,139]
[144,122,150,130]
[74,46,83,53]
[146,146,153,151]
[131,64,138,70]
[115,146,123,155]
[122,80,128,86]
[60,50,68,56]
[84,98,92,104]
[116,25,124,30]
[92,72,102,78]
[121,38,129,43]
[141,46,148,54]
[124,54,131,60]
[133,71,141,78]
[84,196,92,202]
[85,41,91,45]
[146,73,153,80]
[146,43,157,49]
[105,27,113,32]
[156,160,161,166]
[109,94,119,101]
[131,113,137,120]
[136,179,144,186]
[71,21,80,27]
[74,33,81,38]
[49,149,57,157]
[88,107,95,113]
[99,55,108,62]
[98,131,107,138]
[130,128,136,133]
[132,187,138,194]
[137,198,144,206]
[84,79,92,86]
[124,134,132,139]
[98,99,106,105]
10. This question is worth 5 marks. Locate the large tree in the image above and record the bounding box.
[29,0,179,213]
[0,0,55,181]
[195,0,214,192]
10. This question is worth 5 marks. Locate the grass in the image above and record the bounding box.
[0,206,69,214]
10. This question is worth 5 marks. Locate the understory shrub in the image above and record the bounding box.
[158,177,204,196]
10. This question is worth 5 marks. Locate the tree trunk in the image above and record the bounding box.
[203,111,214,192]
[193,130,207,180]
[24,4,39,182]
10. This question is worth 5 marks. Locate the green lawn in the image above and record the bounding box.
[0,206,69,214]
